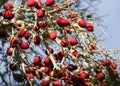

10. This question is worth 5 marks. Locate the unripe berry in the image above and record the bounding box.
[36,9,45,18]
[45,0,55,6]
[49,31,57,40]
[19,42,29,49]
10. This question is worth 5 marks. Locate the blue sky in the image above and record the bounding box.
[96,0,120,49]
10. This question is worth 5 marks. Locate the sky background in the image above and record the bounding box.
[96,0,120,49]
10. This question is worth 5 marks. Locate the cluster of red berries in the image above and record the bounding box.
[0,0,120,86]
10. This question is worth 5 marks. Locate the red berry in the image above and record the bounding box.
[35,1,42,9]
[98,60,104,65]
[49,31,57,40]
[35,72,42,79]
[45,0,55,6]
[2,10,14,20]
[13,73,24,82]
[37,21,49,28]
[54,5,61,12]
[96,72,105,80]
[40,67,50,75]
[64,26,70,33]
[6,48,13,55]
[83,82,90,86]
[69,11,78,18]
[33,35,41,45]
[60,65,66,72]
[60,38,69,47]
[52,54,58,62]
[72,50,80,58]
[0,30,8,38]
[65,71,71,79]
[56,17,70,27]
[9,63,18,71]
[52,80,63,86]
[3,2,13,9]
[10,37,19,46]
[88,45,95,50]
[48,47,54,53]
[33,56,41,65]
[57,50,64,58]
[78,19,86,28]
[36,9,45,18]
[104,59,111,66]
[112,70,118,77]
[67,64,77,71]
[17,28,26,37]
[81,72,88,79]
[101,81,108,86]
[40,77,50,86]
[26,73,33,79]
[68,38,78,46]
[43,57,52,66]
[86,23,94,32]
[24,32,32,40]
[110,62,117,69]
[49,71,54,77]
[27,0,36,7]
[19,42,29,49]
[25,66,35,74]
